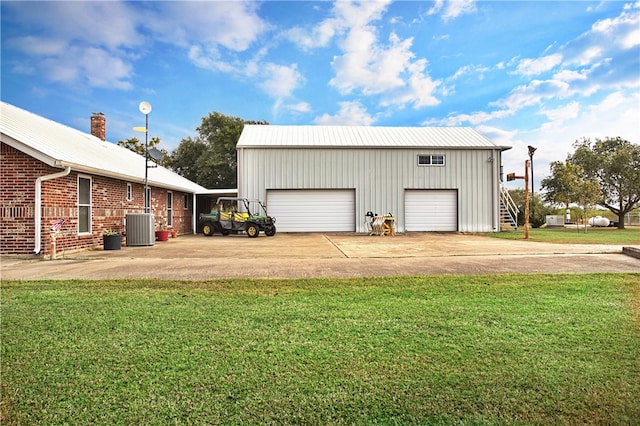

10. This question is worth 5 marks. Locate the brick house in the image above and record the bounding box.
[1,102,208,255]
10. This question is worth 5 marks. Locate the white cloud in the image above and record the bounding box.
[23,44,133,89]
[540,101,580,123]
[425,109,512,126]
[332,31,418,95]
[502,90,639,189]
[189,47,305,108]
[285,18,342,50]
[80,48,134,90]
[427,2,639,134]
[7,1,142,50]
[427,1,444,16]
[491,80,571,111]
[427,0,477,21]
[475,125,518,147]
[259,63,305,98]
[441,0,477,21]
[314,101,376,125]
[447,64,492,82]
[188,46,235,74]
[285,102,312,113]
[553,69,588,82]
[148,2,268,52]
[1,0,269,91]
[514,54,563,76]
[591,4,640,50]
[563,3,639,66]
[2,2,140,89]
[326,2,441,109]
[382,58,441,107]
[539,101,580,131]
[8,36,67,56]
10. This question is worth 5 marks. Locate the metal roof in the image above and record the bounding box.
[237,125,511,150]
[1,102,207,193]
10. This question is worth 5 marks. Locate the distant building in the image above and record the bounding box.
[237,125,512,233]
[0,102,207,255]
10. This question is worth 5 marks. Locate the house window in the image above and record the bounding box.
[78,176,92,234]
[126,183,132,202]
[183,194,190,209]
[167,192,173,226]
[418,154,445,166]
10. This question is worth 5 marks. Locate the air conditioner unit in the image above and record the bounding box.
[545,215,565,227]
[126,213,155,246]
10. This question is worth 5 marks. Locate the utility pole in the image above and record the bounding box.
[506,160,530,239]
[528,146,536,222]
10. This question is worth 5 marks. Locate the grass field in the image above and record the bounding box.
[490,226,640,244]
[2,274,639,425]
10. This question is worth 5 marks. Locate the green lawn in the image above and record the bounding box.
[2,275,639,425]
[491,226,640,244]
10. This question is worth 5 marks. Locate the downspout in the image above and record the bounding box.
[493,149,501,232]
[34,167,71,254]
[491,149,497,232]
[192,193,197,235]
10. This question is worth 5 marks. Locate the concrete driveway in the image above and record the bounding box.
[2,233,638,280]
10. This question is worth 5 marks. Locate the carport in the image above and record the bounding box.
[194,189,238,233]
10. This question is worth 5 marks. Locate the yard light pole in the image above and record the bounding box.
[137,101,152,213]
[528,145,537,222]
[506,160,530,239]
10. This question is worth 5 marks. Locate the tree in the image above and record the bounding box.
[171,112,268,189]
[169,136,207,183]
[540,161,577,208]
[117,136,171,168]
[508,189,554,228]
[541,160,601,232]
[569,137,640,229]
[573,176,601,233]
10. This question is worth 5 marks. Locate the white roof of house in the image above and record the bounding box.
[0,102,207,193]
[237,125,510,150]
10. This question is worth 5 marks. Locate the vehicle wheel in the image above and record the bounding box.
[245,223,260,238]
[265,225,276,236]
[202,222,214,237]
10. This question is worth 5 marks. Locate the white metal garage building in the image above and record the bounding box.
[236,125,510,233]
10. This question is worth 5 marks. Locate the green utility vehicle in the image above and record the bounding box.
[199,197,276,238]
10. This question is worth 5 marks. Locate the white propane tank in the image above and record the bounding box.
[588,216,610,227]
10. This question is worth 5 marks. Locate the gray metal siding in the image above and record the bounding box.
[239,147,500,233]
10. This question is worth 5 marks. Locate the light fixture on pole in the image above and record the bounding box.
[138,101,152,212]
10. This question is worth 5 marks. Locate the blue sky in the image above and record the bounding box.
[2,1,639,190]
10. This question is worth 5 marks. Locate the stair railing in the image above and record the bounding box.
[500,185,519,231]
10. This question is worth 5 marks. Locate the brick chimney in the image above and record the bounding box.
[90,112,106,141]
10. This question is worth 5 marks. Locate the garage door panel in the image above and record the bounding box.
[268,190,355,232]
[405,190,457,232]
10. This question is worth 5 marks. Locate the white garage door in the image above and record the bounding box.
[267,190,355,232]
[405,190,458,231]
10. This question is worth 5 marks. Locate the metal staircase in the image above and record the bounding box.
[499,185,519,231]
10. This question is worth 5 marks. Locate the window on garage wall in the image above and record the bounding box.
[78,176,92,234]
[418,154,445,166]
